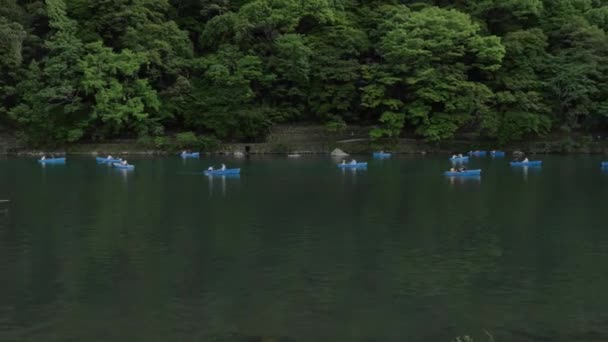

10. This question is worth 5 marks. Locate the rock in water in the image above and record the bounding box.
[330,148,349,156]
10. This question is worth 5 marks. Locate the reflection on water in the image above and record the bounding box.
[340,165,366,185]
[446,175,481,186]
[513,165,541,181]
[0,202,8,217]
[207,174,240,196]
[112,167,134,183]
[2,156,608,341]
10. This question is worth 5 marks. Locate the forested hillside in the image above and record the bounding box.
[1,0,608,146]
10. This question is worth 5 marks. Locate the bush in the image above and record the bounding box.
[137,133,220,151]
[370,111,405,140]
[136,135,154,148]
[175,131,199,148]
[579,134,593,146]
[154,136,167,149]
[325,117,347,133]
[560,137,577,153]
[198,135,220,150]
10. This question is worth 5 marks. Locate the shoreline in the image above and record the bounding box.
[3,126,608,156]
[5,142,608,157]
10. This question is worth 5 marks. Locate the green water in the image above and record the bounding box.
[1,155,608,341]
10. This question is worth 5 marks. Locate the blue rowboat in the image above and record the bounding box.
[510,161,542,167]
[490,151,505,157]
[337,162,368,168]
[38,157,66,164]
[180,152,200,158]
[449,156,469,163]
[96,157,122,163]
[444,169,481,177]
[373,152,391,158]
[204,168,240,175]
[113,163,134,170]
[468,151,487,157]
[601,161,608,168]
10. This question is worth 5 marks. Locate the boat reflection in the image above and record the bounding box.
[340,165,366,185]
[513,165,541,181]
[112,168,133,183]
[207,174,240,196]
[447,175,481,186]
[0,200,8,217]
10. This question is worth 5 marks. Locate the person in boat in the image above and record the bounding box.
[341,160,346,164]
[207,166,213,171]
[452,154,457,159]
[221,163,226,171]
[350,159,357,164]
[458,153,463,158]
[41,155,46,161]
[522,157,529,163]
[450,167,456,172]
[121,160,128,165]
[106,155,113,160]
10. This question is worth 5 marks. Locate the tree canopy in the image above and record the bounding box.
[1,0,608,145]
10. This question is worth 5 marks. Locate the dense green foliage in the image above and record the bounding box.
[2,0,608,145]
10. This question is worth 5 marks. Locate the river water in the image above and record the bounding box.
[0,155,607,341]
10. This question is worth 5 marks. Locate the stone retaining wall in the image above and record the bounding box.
[2,124,608,155]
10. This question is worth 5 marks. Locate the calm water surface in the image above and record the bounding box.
[1,155,608,341]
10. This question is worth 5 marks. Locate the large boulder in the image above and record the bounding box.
[330,148,349,156]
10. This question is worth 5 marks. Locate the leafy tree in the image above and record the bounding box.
[9,0,87,144]
[181,44,275,139]
[545,16,608,130]
[80,41,161,138]
[370,112,406,140]
[484,29,552,144]
[0,9,27,122]
[3,0,608,145]
[306,23,368,122]
[378,6,505,141]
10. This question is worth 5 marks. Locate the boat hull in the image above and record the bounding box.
[180,152,200,158]
[337,162,368,168]
[204,168,241,175]
[113,163,135,170]
[510,161,542,167]
[444,169,482,177]
[373,152,391,158]
[38,158,66,164]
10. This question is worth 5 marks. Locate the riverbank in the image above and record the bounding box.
[3,125,608,156]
